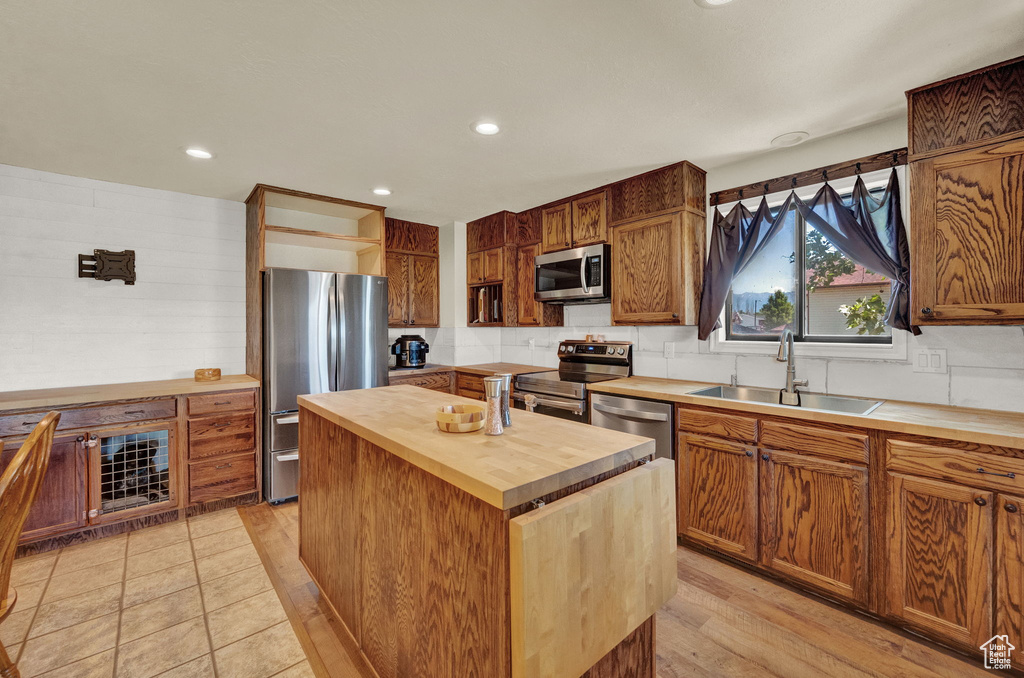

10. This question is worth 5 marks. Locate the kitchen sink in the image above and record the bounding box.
[688,385,883,416]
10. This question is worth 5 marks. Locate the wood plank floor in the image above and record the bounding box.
[241,501,990,678]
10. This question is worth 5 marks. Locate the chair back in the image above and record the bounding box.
[0,411,60,614]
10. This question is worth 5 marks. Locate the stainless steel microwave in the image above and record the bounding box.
[534,244,611,304]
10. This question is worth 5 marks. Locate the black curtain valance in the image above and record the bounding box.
[698,168,919,340]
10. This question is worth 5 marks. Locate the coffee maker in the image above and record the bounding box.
[390,335,429,368]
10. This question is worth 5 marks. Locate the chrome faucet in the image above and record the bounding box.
[776,329,807,406]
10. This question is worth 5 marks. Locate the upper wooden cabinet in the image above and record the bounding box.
[515,244,563,327]
[516,208,542,246]
[610,211,704,325]
[540,193,608,253]
[910,137,1024,324]
[467,211,514,253]
[385,218,439,328]
[483,247,503,282]
[908,56,1024,326]
[541,203,572,253]
[608,162,706,224]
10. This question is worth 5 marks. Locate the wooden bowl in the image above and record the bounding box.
[436,404,485,433]
[194,368,221,382]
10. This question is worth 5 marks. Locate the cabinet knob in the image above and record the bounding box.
[565,241,570,246]
[975,497,988,506]
[921,307,933,314]
[761,454,770,462]
[1007,504,1019,513]
[745,449,754,457]
[672,313,679,319]
[410,318,415,325]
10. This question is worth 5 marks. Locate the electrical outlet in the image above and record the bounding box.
[911,348,947,374]
[527,338,535,350]
[663,342,676,359]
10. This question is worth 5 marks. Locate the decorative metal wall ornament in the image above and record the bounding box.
[78,249,136,285]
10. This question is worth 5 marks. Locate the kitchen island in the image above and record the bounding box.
[297,385,676,678]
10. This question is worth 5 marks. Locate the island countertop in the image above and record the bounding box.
[298,384,654,510]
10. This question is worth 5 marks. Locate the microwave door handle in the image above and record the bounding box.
[579,256,590,295]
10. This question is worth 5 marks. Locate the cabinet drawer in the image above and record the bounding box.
[760,421,869,464]
[187,391,256,417]
[0,399,177,438]
[676,408,757,444]
[887,440,1024,494]
[389,371,454,393]
[188,413,256,460]
[189,453,257,504]
[456,372,484,394]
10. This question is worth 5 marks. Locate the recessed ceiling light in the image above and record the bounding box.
[693,0,734,7]
[473,122,501,136]
[770,131,810,148]
[372,187,392,196]
[185,147,213,159]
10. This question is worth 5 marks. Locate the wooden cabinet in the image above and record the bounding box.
[907,55,1024,326]
[541,193,607,253]
[0,434,86,541]
[910,137,1024,324]
[385,219,440,328]
[996,493,1024,669]
[678,434,758,563]
[388,370,454,393]
[611,211,703,325]
[571,192,607,247]
[482,247,503,282]
[760,449,869,605]
[186,391,258,505]
[886,473,993,647]
[541,203,572,253]
[515,243,563,327]
[516,207,542,245]
[467,211,513,253]
[468,251,484,284]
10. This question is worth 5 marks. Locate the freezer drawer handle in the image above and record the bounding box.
[592,403,669,422]
[277,452,299,462]
[277,414,300,425]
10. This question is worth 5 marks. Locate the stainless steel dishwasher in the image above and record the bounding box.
[589,393,674,460]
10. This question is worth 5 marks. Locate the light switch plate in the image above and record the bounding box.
[911,348,947,374]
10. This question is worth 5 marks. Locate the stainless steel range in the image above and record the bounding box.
[512,340,632,423]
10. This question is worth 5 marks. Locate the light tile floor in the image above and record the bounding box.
[1,509,314,678]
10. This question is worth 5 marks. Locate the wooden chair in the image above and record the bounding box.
[0,411,60,678]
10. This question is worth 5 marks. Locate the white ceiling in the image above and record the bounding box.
[1,0,1022,225]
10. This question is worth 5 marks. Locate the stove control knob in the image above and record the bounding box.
[617,347,626,355]
[565,345,574,353]
[558,345,565,353]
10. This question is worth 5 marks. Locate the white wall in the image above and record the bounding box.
[0,164,246,391]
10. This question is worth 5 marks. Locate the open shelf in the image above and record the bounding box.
[468,283,504,325]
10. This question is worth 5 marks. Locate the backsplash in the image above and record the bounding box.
[447,304,1024,413]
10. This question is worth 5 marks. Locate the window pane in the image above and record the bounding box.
[727,210,799,338]
[804,224,892,337]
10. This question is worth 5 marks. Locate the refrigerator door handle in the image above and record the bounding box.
[327,279,339,391]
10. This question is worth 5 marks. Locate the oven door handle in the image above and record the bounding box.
[592,403,669,422]
[512,392,584,414]
[579,256,590,295]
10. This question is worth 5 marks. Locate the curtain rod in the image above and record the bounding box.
[710,147,908,207]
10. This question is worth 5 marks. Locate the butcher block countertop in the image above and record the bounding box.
[299,385,654,510]
[388,363,454,376]
[0,375,260,412]
[588,377,1024,450]
[452,362,547,377]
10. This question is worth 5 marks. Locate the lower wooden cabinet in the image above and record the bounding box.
[456,372,486,401]
[387,370,455,393]
[887,473,994,648]
[678,434,758,563]
[188,452,258,504]
[0,434,86,541]
[760,449,869,605]
[996,493,1024,669]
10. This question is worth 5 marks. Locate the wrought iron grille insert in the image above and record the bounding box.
[99,430,170,513]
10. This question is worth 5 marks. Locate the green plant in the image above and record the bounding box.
[839,294,888,335]
[806,229,855,290]
[759,289,794,329]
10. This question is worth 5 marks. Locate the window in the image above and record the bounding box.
[725,190,892,344]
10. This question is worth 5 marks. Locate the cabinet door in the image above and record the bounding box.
[760,449,869,605]
[516,244,541,326]
[911,137,1024,324]
[571,192,607,247]
[0,434,86,541]
[483,247,504,283]
[997,493,1024,668]
[678,434,758,563]
[887,473,993,647]
[408,255,439,327]
[386,251,410,326]
[467,251,484,284]
[541,203,572,253]
[611,213,683,324]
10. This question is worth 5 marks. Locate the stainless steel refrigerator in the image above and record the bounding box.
[263,268,389,502]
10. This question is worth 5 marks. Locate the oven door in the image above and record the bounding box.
[512,391,587,423]
[534,244,610,303]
